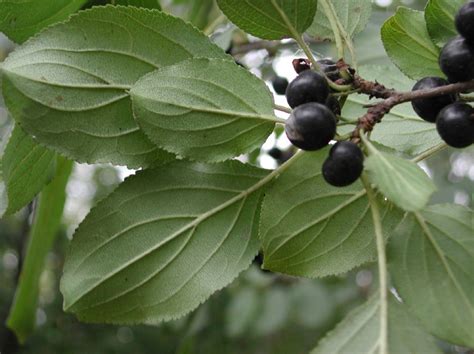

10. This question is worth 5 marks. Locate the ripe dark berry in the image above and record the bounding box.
[272,76,289,95]
[439,36,474,83]
[322,141,364,187]
[455,2,474,43]
[285,102,336,151]
[436,103,474,148]
[317,58,341,82]
[286,70,330,108]
[326,95,341,117]
[268,147,283,159]
[411,77,457,122]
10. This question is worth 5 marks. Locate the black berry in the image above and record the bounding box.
[292,58,311,74]
[455,2,474,43]
[322,141,364,187]
[326,95,341,117]
[286,70,330,108]
[439,36,474,83]
[436,103,474,148]
[268,147,283,159]
[272,76,289,95]
[411,77,457,122]
[317,58,341,82]
[285,102,336,151]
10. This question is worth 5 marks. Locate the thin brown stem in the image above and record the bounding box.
[351,80,474,142]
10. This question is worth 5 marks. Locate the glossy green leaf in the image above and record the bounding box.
[7,157,73,343]
[2,6,228,168]
[343,65,442,156]
[131,58,275,162]
[61,160,268,324]
[260,150,402,278]
[389,204,474,347]
[425,0,465,47]
[307,0,372,41]
[311,294,442,354]
[364,146,437,212]
[113,0,161,9]
[216,0,317,40]
[381,7,443,80]
[2,126,56,214]
[0,0,87,43]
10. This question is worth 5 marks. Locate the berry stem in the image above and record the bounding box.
[319,0,345,60]
[269,0,353,92]
[203,14,227,35]
[411,143,447,163]
[320,0,358,70]
[360,173,389,354]
[274,104,292,114]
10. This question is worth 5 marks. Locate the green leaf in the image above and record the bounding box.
[2,125,56,214]
[216,0,317,40]
[0,120,13,218]
[388,204,474,347]
[0,0,87,43]
[343,65,443,156]
[7,157,73,343]
[2,6,228,168]
[364,144,437,212]
[131,58,276,162]
[311,294,442,354]
[260,150,402,278]
[307,0,372,41]
[425,0,465,47]
[113,0,161,9]
[186,0,214,30]
[61,160,269,324]
[381,7,443,80]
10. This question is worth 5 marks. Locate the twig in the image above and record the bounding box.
[351,80,474,142]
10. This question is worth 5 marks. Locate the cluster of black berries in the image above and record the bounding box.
[273,59,363,187]
[412,2,474,148]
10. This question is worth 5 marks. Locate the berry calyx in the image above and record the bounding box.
[411,77,457,122]
[317,58,341,82]
[285,70,330,108]
[455,2,474,43]
[439,36,474,83]
[436,102,474,148]
[285,102,336,151]
[322,141,364,187]
[272,76,289,95]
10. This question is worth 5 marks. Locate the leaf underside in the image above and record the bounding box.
[61,160,268,324]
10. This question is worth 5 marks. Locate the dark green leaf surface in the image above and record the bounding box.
[113,0,161,9]
[307,0,372,41]
[2,125,56,214]
[311,294,442,354]
[216,0,317,40]
[260,150,402,278]
[61,160,268,324]
[0,0,87,43]
[2,6,228,167]
[389,204,474,347]
[131,59,275,162]
[381,7,443,80]
[425,0,465,47]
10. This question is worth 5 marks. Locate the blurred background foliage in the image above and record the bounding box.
[0,0,473,353]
